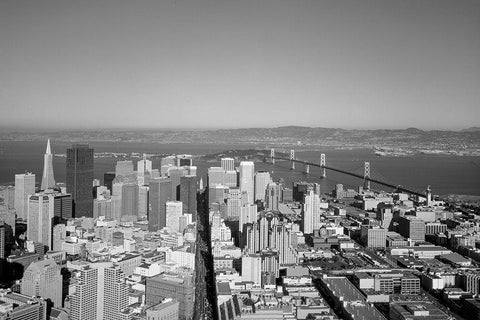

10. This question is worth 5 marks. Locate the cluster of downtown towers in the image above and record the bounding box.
[59,144,197,228]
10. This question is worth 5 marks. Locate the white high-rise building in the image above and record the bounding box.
[137,154,152,174]
[69,262,129,320]
[21,259,62,307]
[254,171,272,202]
[15,172,36,220]
[239,161,255,204]
[240,204,257,230]
[221,158,235,171]
[242,254,262,285]
[303,190,320,234]
[27,193,54,249]
[166,201,183,232]
[41,139,56,190]
[227,188,242,218]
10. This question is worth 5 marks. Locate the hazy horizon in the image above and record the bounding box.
[1,0,479,130]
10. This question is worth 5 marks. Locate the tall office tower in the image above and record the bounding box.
[302,190,320,234]
[121,183,138,218]
[27,193,54,250]
[207,167,225,186]
[176,154,193,167]
[138,185,149,218]
[241,254,262,285]
[104,172,115,192]
[146,273,194,320]
[240,204,257,248]
[398,216,426,242]
[227,188,242,218]
[221,158,235,171]
[224,170,238,187]
[244,222,259,254]
[260,249,280,279]
[103,266,129,320]
[148,178,172,231]
[168,167,187,200]
[271,222,300,265]
[240,204,257,230]
[265,182,281,211]
[258,212,279,250]
[254,171,272,202]
[208,185,228,209]
[53,192,73,223]
[67,144,94,218]
[14,172,36,220]
[0,222,5,259]
[239,161,255,204]
[115,161,134,177]
[5,185,15,209]
[40,139,56,190]
[21,259,62,307]
[137,154,152,174]
[166,201,183,232]
[180,175,197,216]
[70,266,98,320]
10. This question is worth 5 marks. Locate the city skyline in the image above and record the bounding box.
[1,0,479,130]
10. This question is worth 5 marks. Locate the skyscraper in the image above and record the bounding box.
[239,161,255,204]
[103,266,129,320]
[254,171,272,202]
[165,201,183,233]
[265,182,281,211]
[66,144,94,218]
[137,154,152,174]
[40,139,56,190]
[221,158,235,171]
[21,259,62,307]
[27,193,54,250]
[14,172,36,220]
[148,178,172,231]
[180,175,197,216]
[302,190,320,234]
[168,167,187,200]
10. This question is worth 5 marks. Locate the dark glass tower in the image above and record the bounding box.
[66,144,94,218]
[148,178,172,231]
[180,175,197,219]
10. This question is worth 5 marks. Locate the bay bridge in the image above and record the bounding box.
[268,148,428,199]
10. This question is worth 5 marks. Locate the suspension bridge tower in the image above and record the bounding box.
[270,148,275,164]
[364,161,371,190]
[290,149,295,170]
[320,154,326,178]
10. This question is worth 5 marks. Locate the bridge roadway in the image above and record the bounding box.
[271,156,425,198]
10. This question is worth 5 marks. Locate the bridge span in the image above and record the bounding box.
[268,148,427,199]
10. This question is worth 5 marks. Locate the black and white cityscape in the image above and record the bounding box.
[1,1,480,320]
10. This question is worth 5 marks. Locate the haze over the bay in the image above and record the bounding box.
[1,0,479,130]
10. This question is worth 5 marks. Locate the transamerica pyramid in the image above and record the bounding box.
[40,139,56,190]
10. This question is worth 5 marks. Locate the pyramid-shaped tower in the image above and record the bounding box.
[41,139,56,190]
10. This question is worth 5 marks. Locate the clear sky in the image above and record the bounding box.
[1,0,479,130]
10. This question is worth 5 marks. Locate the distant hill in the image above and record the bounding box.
[462,127,480,132]
[1,126,479,155]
